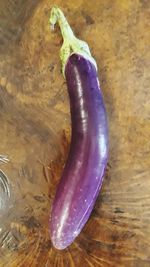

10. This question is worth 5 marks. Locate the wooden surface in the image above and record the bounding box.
[0,0,150,266]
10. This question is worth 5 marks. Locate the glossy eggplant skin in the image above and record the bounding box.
[50,53,108,250]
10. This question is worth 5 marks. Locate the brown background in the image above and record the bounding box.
[0,0,150,266]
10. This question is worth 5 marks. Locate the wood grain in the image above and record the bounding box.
[0,0,150,266]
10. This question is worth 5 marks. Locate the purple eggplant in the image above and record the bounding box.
[49,7,108,250]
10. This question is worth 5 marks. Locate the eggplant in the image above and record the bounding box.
[49,7,108,250]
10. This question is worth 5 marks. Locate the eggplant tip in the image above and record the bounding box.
[51,227,79,250]
[51,236,70,250]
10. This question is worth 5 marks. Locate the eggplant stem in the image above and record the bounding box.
[49,6,74,41]
[49,6,97,76]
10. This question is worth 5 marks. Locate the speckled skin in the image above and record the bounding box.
[50,54,108,249]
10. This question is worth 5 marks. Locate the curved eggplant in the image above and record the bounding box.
[49,7,108,250]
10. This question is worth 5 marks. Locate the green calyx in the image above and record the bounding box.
[49,6,97,77]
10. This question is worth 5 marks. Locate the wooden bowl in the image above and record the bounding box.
[0,1,149,266]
